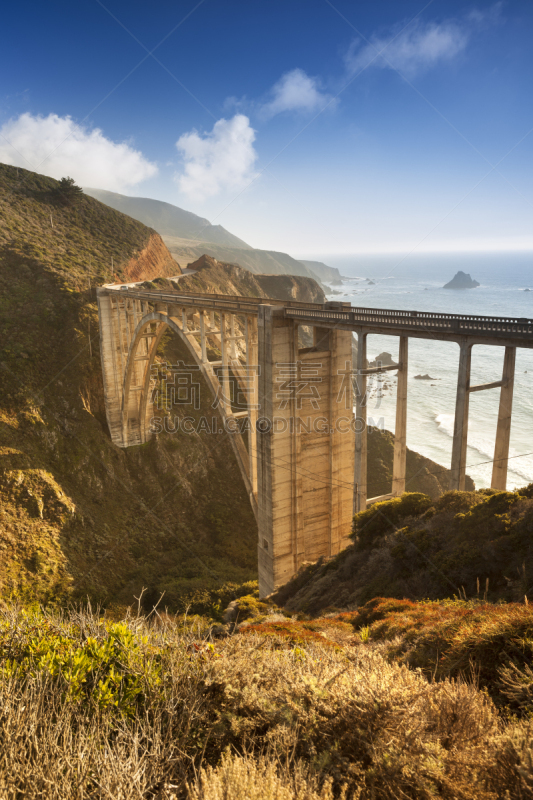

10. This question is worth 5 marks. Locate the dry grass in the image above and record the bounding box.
[187,752,350,800]
[1,603,533,798]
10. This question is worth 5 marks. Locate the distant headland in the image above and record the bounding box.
[443,271,480,289]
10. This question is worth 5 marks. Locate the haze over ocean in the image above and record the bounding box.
[308,251,533,490]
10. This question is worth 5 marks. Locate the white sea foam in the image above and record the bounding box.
[434,413,533,483]
[435,413,454,438]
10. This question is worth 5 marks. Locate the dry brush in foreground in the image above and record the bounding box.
[0,604,533,799]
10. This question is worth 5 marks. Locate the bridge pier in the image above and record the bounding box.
[492,346,516,490]
[392,336,408,496]
[450,341,472,491]
[256,305,355,597]
[354,332,368,513]
[450,341,517,492]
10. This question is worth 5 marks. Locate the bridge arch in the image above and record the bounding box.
[98,294,258,518]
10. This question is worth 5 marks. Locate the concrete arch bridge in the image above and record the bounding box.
[97,285,533,596]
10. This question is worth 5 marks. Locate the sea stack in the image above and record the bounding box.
[443,271,480,289]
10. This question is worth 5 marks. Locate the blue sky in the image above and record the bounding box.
[1,0,532,254]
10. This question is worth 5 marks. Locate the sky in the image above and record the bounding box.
[1,0,532,255]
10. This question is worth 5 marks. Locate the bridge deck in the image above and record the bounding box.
[102,286,533,345]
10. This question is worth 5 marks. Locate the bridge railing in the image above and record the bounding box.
[284,306,533,339]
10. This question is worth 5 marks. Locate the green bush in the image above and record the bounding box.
[352,492,433,549]
[0,608,161,717]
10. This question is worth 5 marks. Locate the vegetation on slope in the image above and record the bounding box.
[348,597,533,711]
[1,602,532,799]
[273,488,533,614]
[0,164,176,288]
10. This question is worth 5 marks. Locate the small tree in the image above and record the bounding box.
[55,176,84,206]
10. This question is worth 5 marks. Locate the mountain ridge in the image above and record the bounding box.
[83,187,341,286]
[84,187,252,249]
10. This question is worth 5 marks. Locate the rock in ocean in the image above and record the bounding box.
[443,271,480,289]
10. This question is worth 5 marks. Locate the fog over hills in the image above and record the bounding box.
[84,187,343,285]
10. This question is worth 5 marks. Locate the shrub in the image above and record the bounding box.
[187,752,346,800]
[349,597,533,711]
[0,602,531,799]
[0,607,161,717]
[352,493,433,549]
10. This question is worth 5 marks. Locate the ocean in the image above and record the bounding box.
[308,251,533,491]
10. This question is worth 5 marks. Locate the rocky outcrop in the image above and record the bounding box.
[178,256,326,305]
[187,253,219,271]
[443,271,480,289]
[123,233,181,282]
[254,273,325,304]
[368,352,395,368]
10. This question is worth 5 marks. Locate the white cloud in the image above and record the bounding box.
[175,114,258,201]
[260,69,335,119]
[345,19,470,77]
[0,112,157,190]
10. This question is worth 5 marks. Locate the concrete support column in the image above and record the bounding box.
[450,340,472,491]
[328,327,355,556]
[257,306,355,597]
[392,336,408,496]
[246,316,259,498]
[200,310,207,363]
[221,313,231,414]
[491,346,516,490]
[230,314,237,360]
[257,304,286,597]
[354,332,368,513]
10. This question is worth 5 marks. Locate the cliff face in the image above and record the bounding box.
[366,426,475,500]
[298,259,344,285]
[122,233,181,282]
[254,273,324,304]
